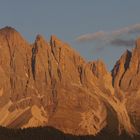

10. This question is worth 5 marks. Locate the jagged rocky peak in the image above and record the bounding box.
[115,49,131,66]
[112,49,132,86]
[50,34,66,62]
[50,34,63,47]
[118,49,132,72]
[0,26,28,48]
[88,59,108,78]
[0,26,18,34]
[0,27,140,136]
[49,35,85,84]
[35,34,45,42]
[50,34,85,65]
[50,34,80,55]
[34,34,50,51]
[111,38,140,132]
[50,34,72,57]
[0,26,24,40]
[35,34,47,45]
[112,39,140,90]
[112,38,140,93]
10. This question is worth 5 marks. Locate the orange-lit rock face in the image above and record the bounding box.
[0,26,139,136]
[112,38,140,132]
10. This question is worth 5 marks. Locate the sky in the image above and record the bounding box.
[0,0,140,70]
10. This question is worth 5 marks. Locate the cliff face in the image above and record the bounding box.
[0,26,139,136]
[112,38,140,132]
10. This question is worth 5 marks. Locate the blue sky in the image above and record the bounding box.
[0,0,140,70]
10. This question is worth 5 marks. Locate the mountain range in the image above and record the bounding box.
[0,26,140,137]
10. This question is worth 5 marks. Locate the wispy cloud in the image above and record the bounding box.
[110,39,135,47]
[76,31,106,42]
[76,24,140,46]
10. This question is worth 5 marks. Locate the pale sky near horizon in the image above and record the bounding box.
[0,0,140,70]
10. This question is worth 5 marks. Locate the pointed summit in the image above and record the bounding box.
[0,26,17,32]
[0,26,28,46]
[50,35,60,42]
[35,34,48,48]
[50,35,64,48]
[88,59,108,78]
[35,34,46,42]
[0,26,139,136]
[0,26,19,37]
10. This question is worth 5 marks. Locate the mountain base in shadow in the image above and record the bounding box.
[0,126,139,140]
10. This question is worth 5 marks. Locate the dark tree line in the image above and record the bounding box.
[0,126,139,140]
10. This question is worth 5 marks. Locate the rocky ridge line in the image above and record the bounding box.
[0,26,139,137]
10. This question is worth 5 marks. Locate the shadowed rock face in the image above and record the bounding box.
[0,26,139,136]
